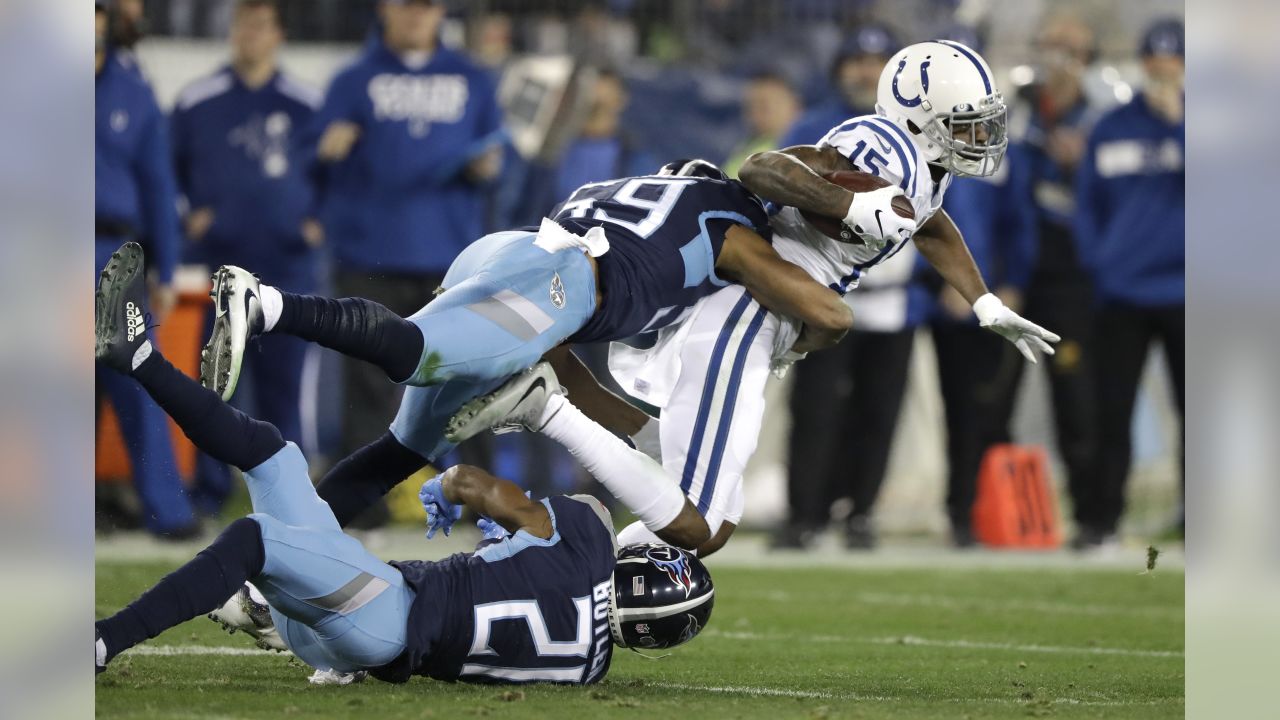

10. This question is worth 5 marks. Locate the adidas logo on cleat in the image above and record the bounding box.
[126,302,145,342]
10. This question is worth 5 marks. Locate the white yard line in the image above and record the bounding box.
[702,629,1183,658]
[117,647,1178,707]
[738,589,1183,620]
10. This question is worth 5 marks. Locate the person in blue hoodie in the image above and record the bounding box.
[170,0,322,515]
[95,0,198,538]
[303,0,505,525]
[994,11,1105,549]
[1076,19,1185,543]
[912,142,1038,547]
[770,23,902,551]
[778,23,897,153]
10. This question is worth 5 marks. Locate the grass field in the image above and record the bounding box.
[95,535,1183,719]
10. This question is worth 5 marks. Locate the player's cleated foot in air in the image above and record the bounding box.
[94,241,154,374]
[445,362,562,443]
[201,265,264,401]
[208,581,287,652]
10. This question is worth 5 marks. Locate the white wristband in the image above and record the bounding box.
[971,292,1003,326]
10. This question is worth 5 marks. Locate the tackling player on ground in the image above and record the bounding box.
[93,243,714,684]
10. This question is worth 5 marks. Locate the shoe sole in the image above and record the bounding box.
[445,363,556,444]
[94,243,145,365]
[200,266,253,401]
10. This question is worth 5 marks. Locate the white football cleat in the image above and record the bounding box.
[445,362,561,443]
[201,265,264,401]
[308,668,369,685]
[208,581,287,652]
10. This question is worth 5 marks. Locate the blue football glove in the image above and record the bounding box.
[419,476,462,539]
[475,516,507,541]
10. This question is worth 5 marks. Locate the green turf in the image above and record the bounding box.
[96,560,1183,719]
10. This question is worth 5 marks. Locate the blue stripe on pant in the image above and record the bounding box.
[242,443,412,672]
[390,231,597,461]
[680,292,768,514]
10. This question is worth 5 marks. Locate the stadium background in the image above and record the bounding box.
[94,0,1183,542]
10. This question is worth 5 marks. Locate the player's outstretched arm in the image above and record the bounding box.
[915,210,1060,363]
[441,465,554,540]
[716,224,853,345]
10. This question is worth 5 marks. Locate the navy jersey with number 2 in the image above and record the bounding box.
[552,175,771,343]
[370,496,619,685]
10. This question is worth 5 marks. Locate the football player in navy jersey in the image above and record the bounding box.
[94,243,714,684]
[199,162,855,551]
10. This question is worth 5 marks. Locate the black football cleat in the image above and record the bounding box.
[200,265,264,401]
[94,242,153,374]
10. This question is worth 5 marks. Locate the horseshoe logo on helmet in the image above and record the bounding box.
[892,58,931,108]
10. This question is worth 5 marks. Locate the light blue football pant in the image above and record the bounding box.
[243,442,413,672]
[390,230,597,461]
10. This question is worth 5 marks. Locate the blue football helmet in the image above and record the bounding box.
[609,544,714,649]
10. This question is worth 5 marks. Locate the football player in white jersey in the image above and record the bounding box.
[453,41,1060,555]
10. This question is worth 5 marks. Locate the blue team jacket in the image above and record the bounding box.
[1075,94,1185,307]
[304,42,505,274]
[170,66,321,286]
[95,50,180,282]
[911,144,1038,326]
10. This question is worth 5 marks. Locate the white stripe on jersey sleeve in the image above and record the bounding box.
[175,71,234,111]
[818,116,919,196]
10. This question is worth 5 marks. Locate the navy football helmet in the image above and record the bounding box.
[609,544,714,649]
[656,158,729,181]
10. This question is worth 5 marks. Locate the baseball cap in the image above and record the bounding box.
[1140,18,1184,58]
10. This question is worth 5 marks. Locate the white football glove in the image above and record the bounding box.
[842,185,917,252]
[972,293,1061,364]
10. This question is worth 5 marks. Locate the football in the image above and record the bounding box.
[800,170,916,241]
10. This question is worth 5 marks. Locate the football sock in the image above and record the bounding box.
[537,395,686,532]
[259,284,283,332]
[96,518,265,664]
[316,432,428,527]
[273,293,424,383]
[132,351,286,471]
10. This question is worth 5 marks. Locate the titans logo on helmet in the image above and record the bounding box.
[643,546,694,598]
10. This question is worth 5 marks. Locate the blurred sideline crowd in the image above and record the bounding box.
[95,0,1184,552]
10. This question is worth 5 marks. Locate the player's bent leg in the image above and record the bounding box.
[242,443,341,531]
[316,432,431,528]
[95,242,286,474]
[656,286,778,548]
[249,513,413,672]
[96,517,266,672]
[389,376,506,464]
[400,233,597,386]
[201,266,427,400]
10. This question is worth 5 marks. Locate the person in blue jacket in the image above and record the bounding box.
[911,142,1038,547]
[95,0,198,538]
[1076,19,1185,543]
[1000,11,1107,549]
[770,23,903,551]
[779,23,897,152]
[302,0,505,525]
[170,0,323,515]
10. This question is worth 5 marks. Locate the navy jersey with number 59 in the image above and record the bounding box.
[370,496,618,685]
[552,175,771,343]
